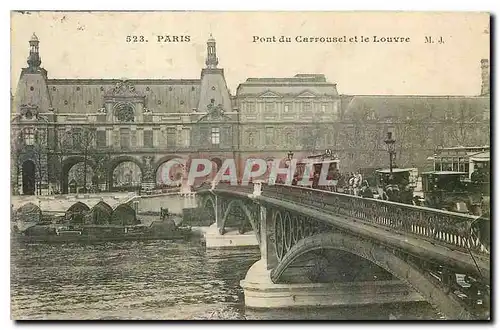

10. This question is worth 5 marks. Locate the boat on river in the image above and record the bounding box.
[12,218,193,244]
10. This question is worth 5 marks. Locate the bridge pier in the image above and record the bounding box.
[240,259,424,309]
[205,223,258,248]
[241,201,424,309]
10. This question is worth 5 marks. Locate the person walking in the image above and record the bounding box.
[348,173,355,195]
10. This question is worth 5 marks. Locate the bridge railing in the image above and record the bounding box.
[258,184,489,256]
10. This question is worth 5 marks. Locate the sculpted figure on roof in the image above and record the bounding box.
[106,80,142,98]
[207,98,224,118]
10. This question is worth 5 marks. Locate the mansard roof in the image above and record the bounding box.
[236,74,339,97]
[342,95,490,120]
[45,78,201,114]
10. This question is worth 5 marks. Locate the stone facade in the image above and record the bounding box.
[11,33,490,195]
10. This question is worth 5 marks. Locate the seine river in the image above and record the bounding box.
[11,239,441,320]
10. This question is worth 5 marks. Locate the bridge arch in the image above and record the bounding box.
[271,232,473,320]
[220,199,256,235]
[201,194,217,225]
[62,156,97,194]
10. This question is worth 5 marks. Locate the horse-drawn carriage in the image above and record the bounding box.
[375,168,417,205]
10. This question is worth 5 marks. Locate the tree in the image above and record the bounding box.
[48,128,72,194]
[93,151,112,191]
[32,132,46,196]
[301,115,325,153]
[71,125,96,193]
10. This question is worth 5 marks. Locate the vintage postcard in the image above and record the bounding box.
[10,11,490,320]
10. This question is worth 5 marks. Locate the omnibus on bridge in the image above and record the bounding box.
[428,145,490,180]
[292,151,340,191]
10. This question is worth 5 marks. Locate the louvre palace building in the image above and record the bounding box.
[11,34,490,195]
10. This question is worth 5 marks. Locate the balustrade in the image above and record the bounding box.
[200,182,488,255]
[258,184,488,255]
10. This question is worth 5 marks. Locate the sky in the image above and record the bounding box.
[10,11,490,96]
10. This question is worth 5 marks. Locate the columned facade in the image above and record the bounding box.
[11,34,490,195]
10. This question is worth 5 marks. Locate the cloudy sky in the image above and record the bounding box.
[11,11,490,95]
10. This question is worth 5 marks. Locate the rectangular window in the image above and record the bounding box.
[265,102,275,113]
[265,127,274,145]
[24,128,35,146]
[284,103,292,113]
[96,130,106,147]
[303,102,312,113]
[131,130,137,147]
[333,102,339,118]
[246,103,256,113]
[167,128,176,147]
[321,104,328,113]
[211,127,220,145]
[72,128,81,147]
[120,128,130,148]
[183,129,190,147]
[143,130,153,148]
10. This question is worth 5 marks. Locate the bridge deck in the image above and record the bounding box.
[199,185,489,281]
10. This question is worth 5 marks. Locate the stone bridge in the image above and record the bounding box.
[195,182,490,320]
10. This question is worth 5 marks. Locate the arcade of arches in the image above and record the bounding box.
[54,156,191,195]
[18,155,299,195]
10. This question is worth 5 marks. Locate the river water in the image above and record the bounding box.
[11,238,441,320]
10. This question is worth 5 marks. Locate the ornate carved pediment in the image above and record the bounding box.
[297,90,317,98]
[19,104,39,120]
[114,103,135,122]
[105,80,143,98]
[258,90,282,98]
[207,99,225,118]
[197,99,232,123]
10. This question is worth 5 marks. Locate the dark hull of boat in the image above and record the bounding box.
[12,229,193,244]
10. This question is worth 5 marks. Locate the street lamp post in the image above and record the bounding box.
[384,131,396,176]
[286,151,294,184]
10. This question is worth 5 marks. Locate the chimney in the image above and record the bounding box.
[481,59,490,96]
